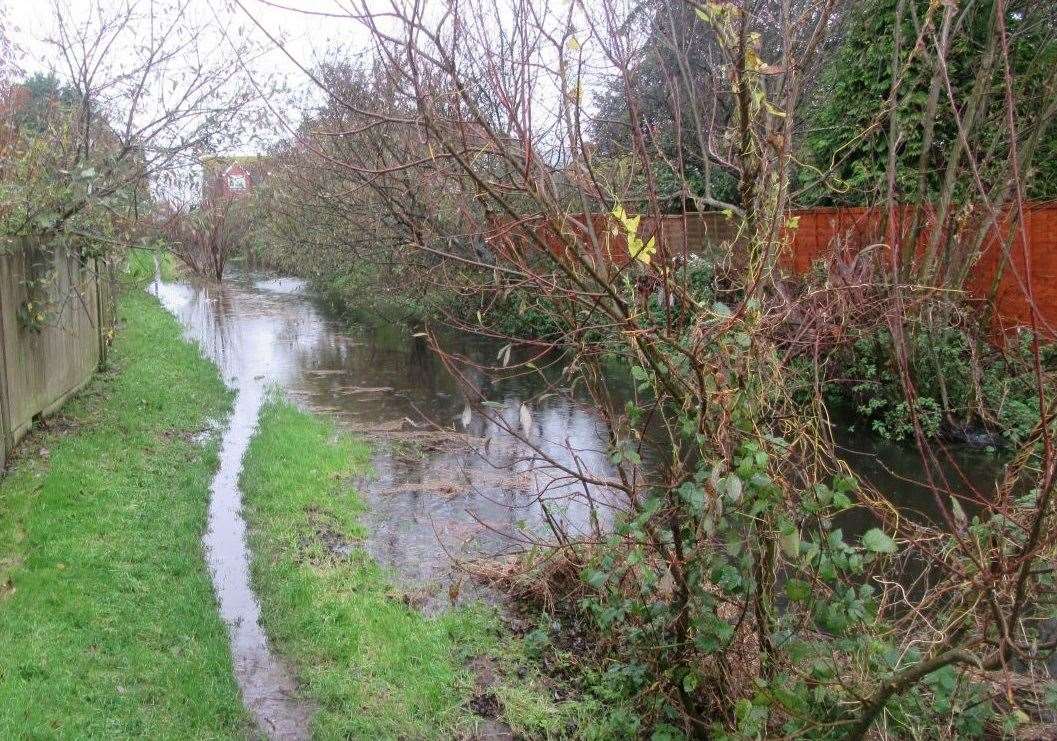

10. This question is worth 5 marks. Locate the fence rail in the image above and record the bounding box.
[0,241,114,468]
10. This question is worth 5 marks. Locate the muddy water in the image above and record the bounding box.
[151,271,627,735]
[151,270,1000,735]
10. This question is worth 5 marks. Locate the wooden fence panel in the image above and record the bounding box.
[0,241,110,467]
[493,202,1057,339]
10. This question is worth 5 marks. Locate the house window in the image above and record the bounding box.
[227,174,247,191]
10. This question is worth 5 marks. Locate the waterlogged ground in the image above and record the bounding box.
[0,270,1006,739]
[0,293,247,738]
[152,271,627,737]
[153,272,625,604]
[150,270,1002,738]
[154,272,999,580]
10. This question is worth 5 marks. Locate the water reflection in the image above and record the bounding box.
[155,271,1002,608]
[154,272,624,607]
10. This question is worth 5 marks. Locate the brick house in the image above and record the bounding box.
[199,154,271,203]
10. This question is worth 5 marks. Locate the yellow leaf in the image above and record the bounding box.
[764,99,787,118]
[631,235,656,265]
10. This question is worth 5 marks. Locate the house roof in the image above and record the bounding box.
[199,153,269,165]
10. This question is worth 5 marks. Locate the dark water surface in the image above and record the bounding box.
[155,272,622,580]
[151,270,1002,736]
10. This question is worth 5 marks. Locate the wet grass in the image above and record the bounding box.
[0,291,246,737]
[242,398,599,739]
[123,246,177,285]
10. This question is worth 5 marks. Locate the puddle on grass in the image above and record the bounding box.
[151,277,313,740]
[150,270,628,737]
[205,382,312,739]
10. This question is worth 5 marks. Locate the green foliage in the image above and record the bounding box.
[491,288,563,340]
[576,421,919,735]
[524,285,1052,736]
[801,0,1057,205]
[832,323,1049,444]
[241,398,598,738]
[11,73,79,134]
[308,261,452,325]
[122,246,176,286]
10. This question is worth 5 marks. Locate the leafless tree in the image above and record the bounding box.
[157,197,248,281]
[243,0,1057,735]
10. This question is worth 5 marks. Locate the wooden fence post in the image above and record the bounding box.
[94,256,106,369]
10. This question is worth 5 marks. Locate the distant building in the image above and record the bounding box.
[199,154,271,203]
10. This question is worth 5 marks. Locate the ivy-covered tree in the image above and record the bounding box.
[801,0,1057,206]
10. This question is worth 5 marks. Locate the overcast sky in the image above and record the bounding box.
[5,0,370,74]
[2,0,382,151]
[2,0,613,169]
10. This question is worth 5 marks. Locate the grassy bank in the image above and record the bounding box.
[242,398,598,739]
[122,246,178,285]
[0,291,245,738]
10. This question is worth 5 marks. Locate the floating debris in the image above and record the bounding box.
[519,402,533,435]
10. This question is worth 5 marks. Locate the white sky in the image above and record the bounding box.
[4,0,369,73]
[2,0,379,151]
[1,0,617,167]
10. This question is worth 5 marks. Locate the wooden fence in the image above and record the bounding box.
[786,202,1057,336]
[0,241,114,468]
[491,202,1057,337]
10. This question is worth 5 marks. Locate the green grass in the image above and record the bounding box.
[242,398,596,739]
[123,246,177,285]
[0,291,246,738]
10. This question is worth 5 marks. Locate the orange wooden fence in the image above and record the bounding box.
[785,202,1057,337]
[490,203,1057,337]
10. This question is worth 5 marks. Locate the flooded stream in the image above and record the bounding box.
[154,272,622,582]
[151,270,1001,737]
[151,270,628,737]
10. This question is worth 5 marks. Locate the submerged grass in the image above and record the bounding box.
[0,291,245,738]
[242,398,599,739]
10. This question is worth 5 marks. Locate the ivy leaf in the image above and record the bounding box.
[584,569,607,588]
[678,481,705,513]
[720,474,742,503]
[780,528,801,558]
[862,528,897,554]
